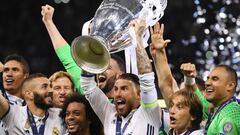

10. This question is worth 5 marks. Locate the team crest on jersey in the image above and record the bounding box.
[52,127,60,135]
[223,122,233,133]
[24,119,30,129]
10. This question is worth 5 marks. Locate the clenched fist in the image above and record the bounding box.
[41,4,54,24]
[180,63,197,78]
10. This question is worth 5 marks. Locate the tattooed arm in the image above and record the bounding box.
[129,19,152,74]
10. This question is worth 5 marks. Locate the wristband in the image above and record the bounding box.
[184,76,196,85]
[81,70,95,77]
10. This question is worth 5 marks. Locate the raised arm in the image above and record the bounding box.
[180,63,198,90]
[149,23,178,108]
[0,61,3,73]
[129,19,159,107]
[180,63,209,118]
[0,61,10,120]
[129,19,152,74]
[81,72,115,124]
[41,5,83,94]
[0,94,9,119]
[41,4,67,49]
[0,61,5,96]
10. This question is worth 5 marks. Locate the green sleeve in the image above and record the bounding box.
[55,44,84,95]
[195,87,209,119]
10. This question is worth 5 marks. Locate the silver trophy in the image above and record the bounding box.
[71,0,167,73]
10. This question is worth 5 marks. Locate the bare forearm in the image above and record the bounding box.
[185,84,197,92]
[154,49,172,85]
[44,21,68,49]
[153,49,178,107]
[136,36,152,74]
[0,95,9,118]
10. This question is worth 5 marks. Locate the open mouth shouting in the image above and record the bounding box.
[205,86,214,94]
[115,98,126,111]
[4,78,14,85]
[58,95,66,102]
[97,74,107,88]
[170,116,176,125]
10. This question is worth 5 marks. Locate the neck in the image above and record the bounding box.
[81,127,91,135]
[175,129,187,135]
[175,129,185,135]
[71,127,90,135]
[7,88,23,98]
[213,96,233,107]
[175,125,191,135]
[121,107,138,118]
[27,102,46,117]
[53,103,62,109]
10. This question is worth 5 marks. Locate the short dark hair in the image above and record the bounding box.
[111,54,125,73]
[169,89,203,130]
[21,73,47,90]
[59,92,103,135]
[4,54,29,74]
[216,65,238,90]
[117,73,140,90]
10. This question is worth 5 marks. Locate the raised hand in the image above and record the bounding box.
[129,18,147,38]
[180,63,197,78]
[0,61,3,73]
[149,23,171,57]
[41,4,54,24]
[129,18,152,74]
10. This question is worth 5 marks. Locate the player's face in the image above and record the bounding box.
[3,60,27,93]
[169,95,193,133]
[52,77,73,108]
[33,77,53,109]
[205,67,233,106]
[65,102,89,134]
[113,79,140,117]
[97,59,123,95]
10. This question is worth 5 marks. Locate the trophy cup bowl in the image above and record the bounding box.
[71,36,110,74]
[71,0,167,74]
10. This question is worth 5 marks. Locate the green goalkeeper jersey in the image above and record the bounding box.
[195,88,240,135]
[206,101,240,135]
[55,44,84,95]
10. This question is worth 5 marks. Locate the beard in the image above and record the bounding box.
[33,92,53,110]
[101,75,117,94]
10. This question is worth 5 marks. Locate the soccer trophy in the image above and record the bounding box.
[71,0,167,73]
